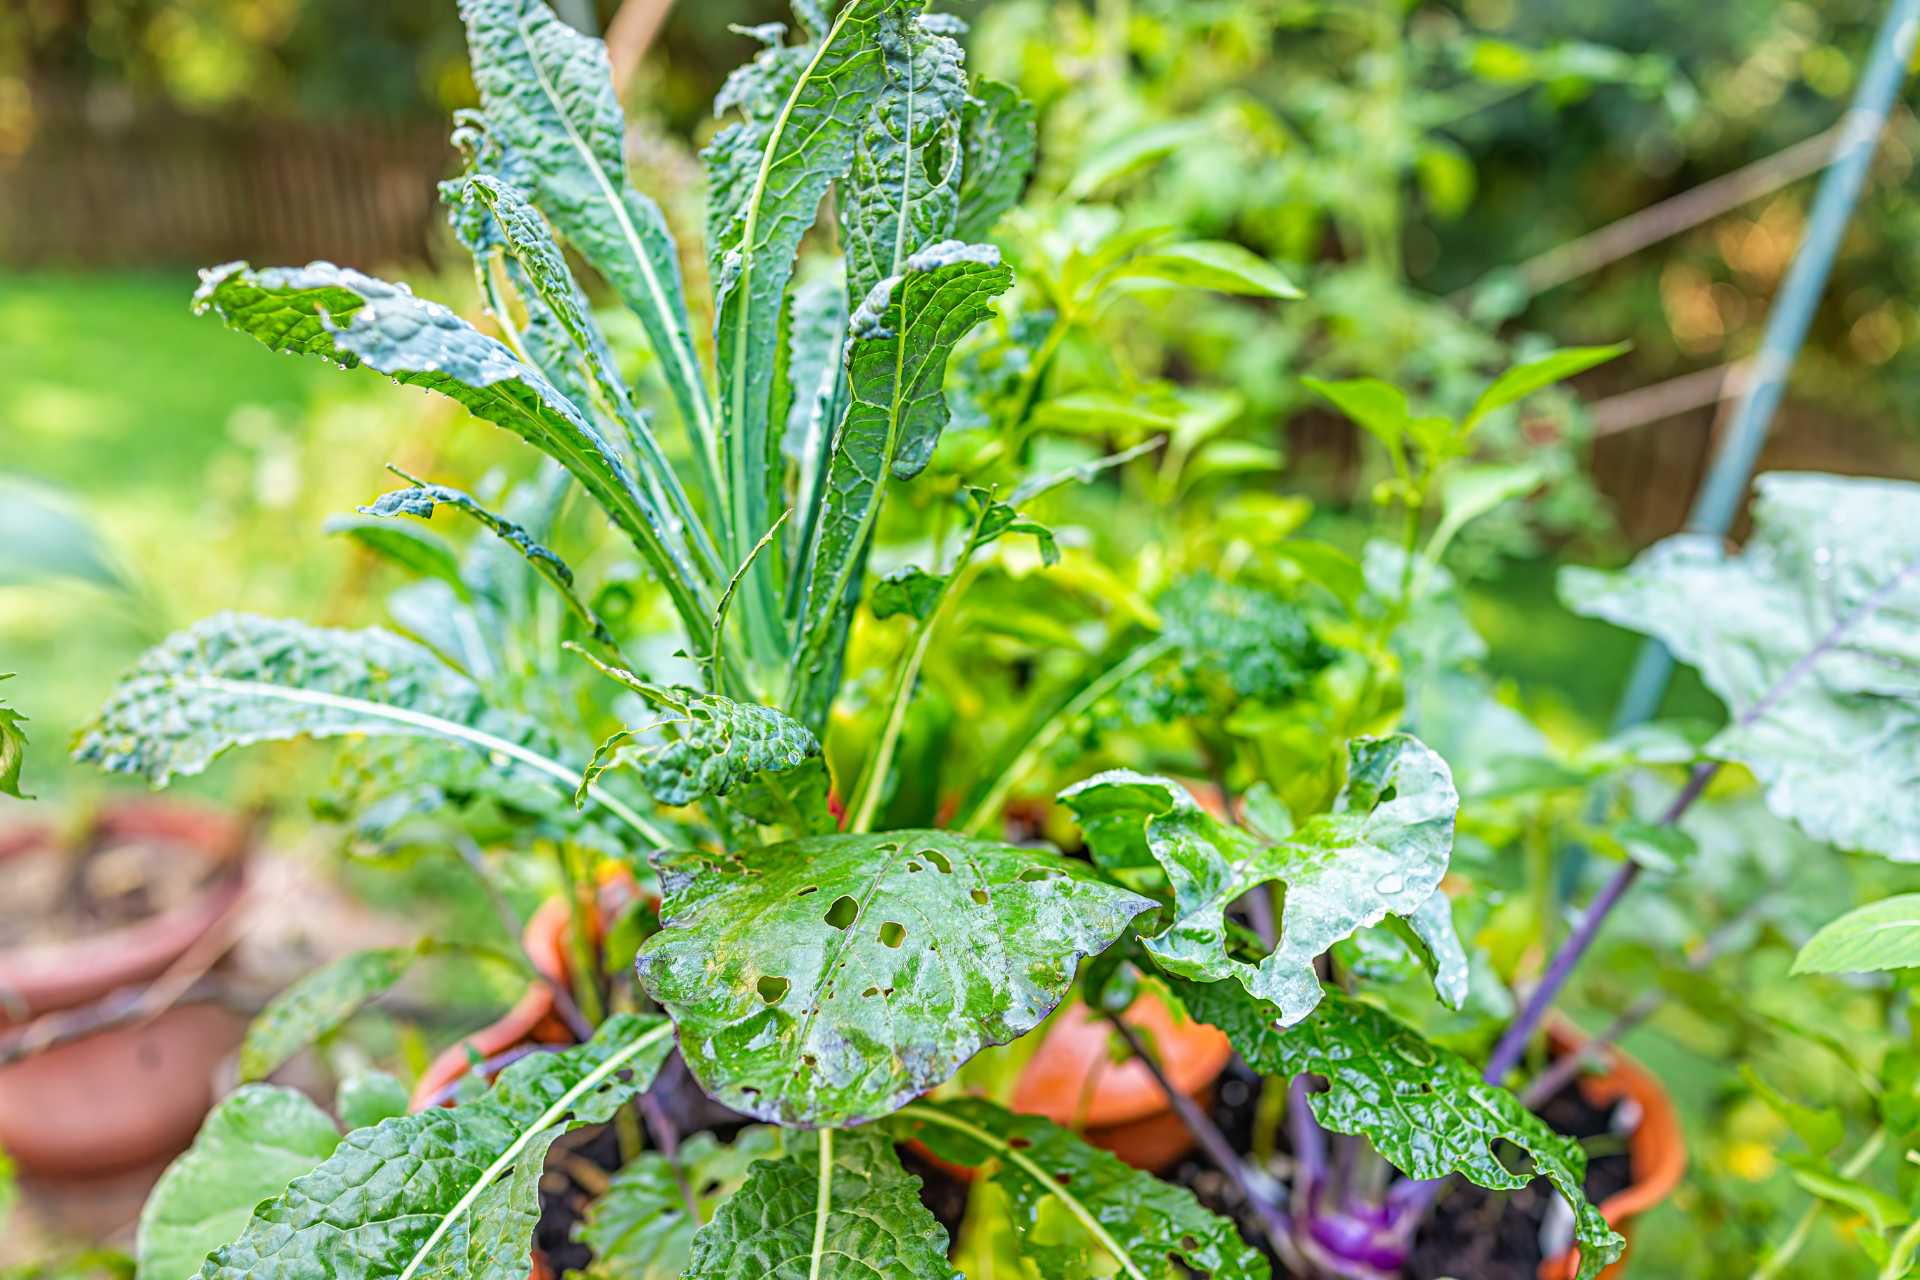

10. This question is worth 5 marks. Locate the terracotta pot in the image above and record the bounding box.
[409,869,640,1111]
[0,800,249,1179]
[1011,992,1234,1171]
[1537,1021,1688,1280]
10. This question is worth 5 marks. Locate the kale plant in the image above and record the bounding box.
[81,5,1668,1280]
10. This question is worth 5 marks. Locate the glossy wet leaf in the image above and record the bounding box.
[192,261,708,637]
[792,241,1012,728]
[1794,894,1920,974]
[460,0,709,448]
[683,1128,949,1280]
[73,613,549,788]
[199,1015,672,1280]
[360,476,615,647]
[1560,472,1920,860]
[583,687,821,808]
[0,674,28,800]
[890,1099,1269,1280]
[137,1086,342,1280]
[240,946,424,1082]
[637,830,1152,1126]
[1062,735,1460,1024]
[578,1126,783,1280]
[953,78,1037,241]
[1174,979,1622,1280]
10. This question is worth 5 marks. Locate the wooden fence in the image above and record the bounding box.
[0,107,451,271]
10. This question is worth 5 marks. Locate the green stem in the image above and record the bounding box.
[395,1020,673,1280]
[1882,1214,1920,1280]
[898,1105,1150,1280]
[959,637,1172,835]
[1752,1127,1886,1280]
[809,1127,835,1280]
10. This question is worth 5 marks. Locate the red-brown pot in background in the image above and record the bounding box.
[0,800,249,1179]
[408,867,640,1111]
[1012,991,1235,1171]
[1537,1018,1688,1280]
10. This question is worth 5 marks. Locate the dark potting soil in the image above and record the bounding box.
[1406,1077,1634,1280]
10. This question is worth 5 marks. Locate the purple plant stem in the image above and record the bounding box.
[1104,1012,1296,1254]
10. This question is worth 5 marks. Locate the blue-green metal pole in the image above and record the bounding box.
[1614,0,1920,730]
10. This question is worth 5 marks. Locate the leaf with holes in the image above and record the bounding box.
[137,1086,343,1280]
[197,1015,672,1280]
[459,0,710,449]
[1061,735,1460,1025]
[1560,472,1920,860]
[578,1126,784,1280]
[889,1098,1269,1280]
[637,830,1153,1126]
[1174,979,1622,1280]
[682,1128,950,1280]
[239,946,426,1083]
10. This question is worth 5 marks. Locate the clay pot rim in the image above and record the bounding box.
[0,798,248,1017]
[1537,1016,1689,1280]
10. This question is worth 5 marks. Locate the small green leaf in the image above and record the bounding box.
[1062,735,1459,1024]
[890,1098,1270,1280]
[1423,462,1545,568]
[337,1071,412,1132]
[579,1127,783,1280]
[1116,240,1301,298]
[683,1128,950,1280]
[199,1015,672,1280]
[240,946,423,1083]
[1302,377,1412,465]
[1796,894,1920,974]
[1461,342,1630,433]
[1741,1065,1843,1154]
[1273,540,1367,608]
[1175,978,1622,1280]
[0,674,29,800]
[637,830,1153,1126]
[137,1086,342,1280]
[727,755,838,836]
[322,516,469,597]
[1788,1160,1910,1234]
[870,567,946,621]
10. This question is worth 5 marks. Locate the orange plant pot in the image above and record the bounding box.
[0,800,249,1179]
[1011,992,1235,1171]
[1537,1020,1688,1280]
[408,868,640,1111]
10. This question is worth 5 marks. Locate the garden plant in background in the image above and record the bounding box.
[30,2,1920,1280]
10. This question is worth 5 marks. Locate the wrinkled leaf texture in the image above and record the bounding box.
[637,829,1153,1126]
[1176,979,1622,1280]
[682,1128,950,1280]
[891,1098,1269,1280]
[1560,472,1920,860]
[577,1126,784,1280]
[198,1014,671,1280]
[1062,734,1461,1025]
